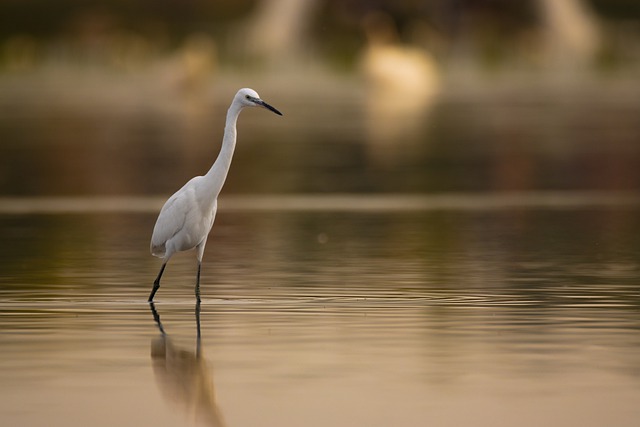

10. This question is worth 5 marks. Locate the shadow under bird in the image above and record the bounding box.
[148,88,282,302]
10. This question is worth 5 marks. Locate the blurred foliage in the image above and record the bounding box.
[0,0,255,40]
[591,0,640,18]
[1,0,639,68]
[3,0,638,41]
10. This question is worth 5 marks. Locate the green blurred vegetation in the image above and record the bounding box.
[1,0,639,71]
[0,0,254,39]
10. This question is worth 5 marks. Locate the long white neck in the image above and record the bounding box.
[203,102,242,199]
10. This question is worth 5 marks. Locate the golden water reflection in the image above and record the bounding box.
[0,205,639,426]
[150,302,226,427]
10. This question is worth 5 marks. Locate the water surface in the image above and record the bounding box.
[1,198,640,427]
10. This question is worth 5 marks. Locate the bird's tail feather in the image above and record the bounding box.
[151,242,166,258]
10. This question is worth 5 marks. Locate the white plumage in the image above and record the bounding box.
[148,88,282,302]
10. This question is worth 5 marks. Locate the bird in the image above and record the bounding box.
[148,88,282,302]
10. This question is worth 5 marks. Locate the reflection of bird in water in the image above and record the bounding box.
[360,12,440,165]
[149,302,226,427]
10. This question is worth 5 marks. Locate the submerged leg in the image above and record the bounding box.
[195,261,202,303]
[148,262,166,302]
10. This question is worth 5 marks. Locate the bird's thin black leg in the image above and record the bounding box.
[148,262,166,302]
[195,261,202,303]
[195,299,202,358]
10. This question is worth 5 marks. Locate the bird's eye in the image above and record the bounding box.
[245,95,250,100]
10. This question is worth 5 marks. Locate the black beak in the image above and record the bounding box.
[257,99,283,116]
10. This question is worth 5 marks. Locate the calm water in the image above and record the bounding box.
[1,74,640,425]
[1,200,640,427]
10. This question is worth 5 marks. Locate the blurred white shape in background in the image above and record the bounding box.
[537,0,602,69]
[360,12,441,165]
[239,0,320,66]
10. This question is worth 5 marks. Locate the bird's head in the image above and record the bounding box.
[236,88,283,116]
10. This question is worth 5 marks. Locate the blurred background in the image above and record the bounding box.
[0,0,639,196]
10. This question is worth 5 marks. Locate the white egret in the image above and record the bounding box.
[148,88,282,302]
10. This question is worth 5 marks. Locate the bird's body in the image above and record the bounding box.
[148,88,282,302]
[150,176,217,258]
